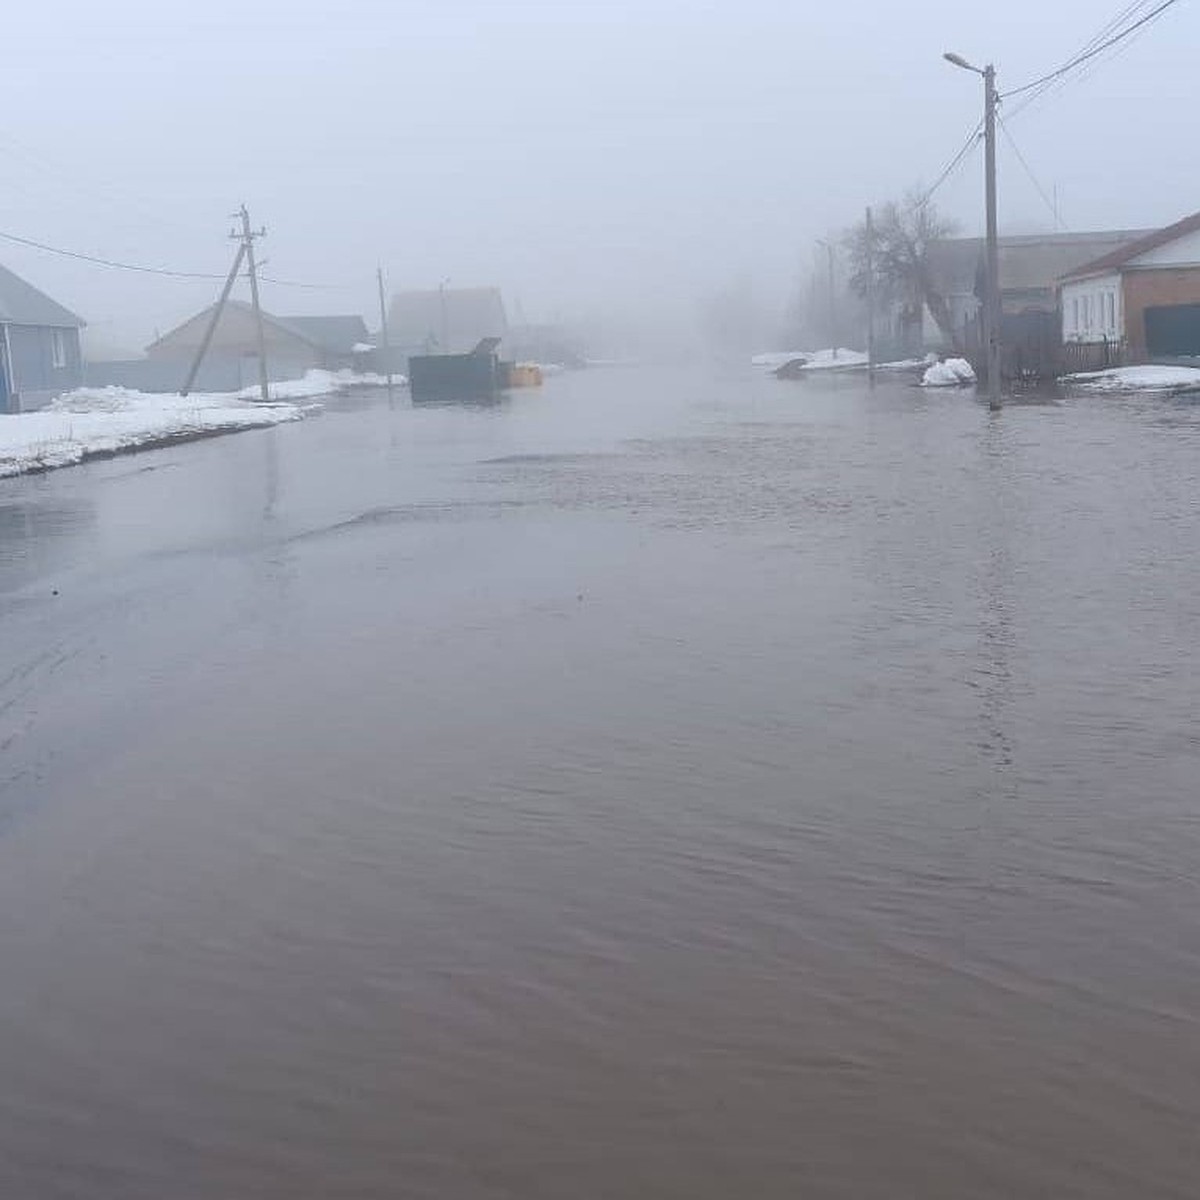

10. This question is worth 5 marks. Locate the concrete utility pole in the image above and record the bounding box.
[180,242,246,397]
[865,206,876,384]
[945,51,1002,410]
[376,265,394,396]
[237,205,271,403]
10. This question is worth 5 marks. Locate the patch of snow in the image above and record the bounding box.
[922,358,977,387]
[236,368,407,400]
[351,342,376,353]
[799,348,868,371]
[752,350,810,369]
[1060,365,1200,393]
[1,387,306,480]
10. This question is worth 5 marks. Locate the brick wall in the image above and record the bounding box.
[1122,267,1200,360]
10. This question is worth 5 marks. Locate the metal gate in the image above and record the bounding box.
[1144,304,1200,358]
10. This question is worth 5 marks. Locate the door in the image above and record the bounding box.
[1144,304,1200,358]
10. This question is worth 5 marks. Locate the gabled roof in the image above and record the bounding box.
[277,314,370,355]
[1059,209,1200,282]
[929,231,1150,298]
[146,299,323,354]
[0,262,85,328]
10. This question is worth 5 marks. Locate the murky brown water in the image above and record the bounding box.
[1,366,1199,1198]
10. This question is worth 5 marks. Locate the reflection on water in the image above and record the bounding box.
[1,369,1200,1199]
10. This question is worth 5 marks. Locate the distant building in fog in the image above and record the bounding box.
[386,287,508,358]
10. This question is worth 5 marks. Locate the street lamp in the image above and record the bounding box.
[815,237,837,359]
[945,50,1001,411]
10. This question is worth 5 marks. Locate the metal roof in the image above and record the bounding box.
[0,262,85,328]
[928,231,1152,298]
[1059,210,1200,282]
[277,314,370,354]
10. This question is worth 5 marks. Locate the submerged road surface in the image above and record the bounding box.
[1,367,1199,1199]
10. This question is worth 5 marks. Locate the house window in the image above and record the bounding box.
[1104,293,1115,335]
[51,329,67,370]
[1072,297,1080,336]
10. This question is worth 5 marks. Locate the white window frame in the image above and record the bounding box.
[50,329,67,370]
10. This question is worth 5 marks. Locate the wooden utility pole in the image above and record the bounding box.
[865,206,876,384]
[180,242,246,397]
[377,265,394,395]
[237,205,271,403]
[983,65,1001,411]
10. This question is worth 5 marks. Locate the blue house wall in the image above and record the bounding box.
[3,323,85,412]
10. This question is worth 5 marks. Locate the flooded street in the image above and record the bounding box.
[1,366,1199,1198]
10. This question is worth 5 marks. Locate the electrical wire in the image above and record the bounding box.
[1002,0,1181,100]
[0,228,226,279]
[918,119,984,206]
[998,116,1066,230]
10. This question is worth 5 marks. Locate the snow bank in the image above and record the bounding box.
[922,358,977,387]
[236,368,406,400]
[754,348,869,372]
[1,387,306,479]
[1060,365,1200,394]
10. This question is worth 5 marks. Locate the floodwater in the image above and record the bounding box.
[1,366,1199,1199]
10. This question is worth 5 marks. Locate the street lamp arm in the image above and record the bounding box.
[944,51,982,73]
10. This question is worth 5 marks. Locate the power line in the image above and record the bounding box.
[998,116,1065,229]
[1002,0,1181,100]
[0,226,345,291]
[0,227,226,279]
[919,119,983,206]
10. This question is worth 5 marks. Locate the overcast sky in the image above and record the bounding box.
[2,0,1194,351]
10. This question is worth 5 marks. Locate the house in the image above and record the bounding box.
[1059,209,1200,361]
[276,315,371,369]
[386,287,507,358]
[0,262,85,414]
[925,230,1149,348]
[139,300,369,390]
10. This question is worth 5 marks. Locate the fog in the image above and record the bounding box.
[3,0,1195,354]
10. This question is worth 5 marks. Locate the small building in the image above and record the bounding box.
[0,262,85,414]
[386,287,507,359]
[1059,210,1200,361]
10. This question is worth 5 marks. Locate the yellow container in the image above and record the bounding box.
[508,363,544,388]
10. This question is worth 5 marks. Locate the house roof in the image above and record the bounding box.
[1059,209,1200,282]
[387,287,507,353]
[146,299,324,354]
[277,314,370,355]
[928,231,1151,300]
[0,262,85,328]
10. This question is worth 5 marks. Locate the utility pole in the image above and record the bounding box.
[237,205,271,403]
[376,265,394,396]
[865,206,876,384]
[944,51,1001,410]
[180,241,246,397]
[983,64,1001,411]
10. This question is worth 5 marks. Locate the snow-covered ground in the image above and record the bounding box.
[1059,365,1200,394]
[1,387,307,479]
[236,368,406,400]
[753,348,869,373]
[922,358,977,387]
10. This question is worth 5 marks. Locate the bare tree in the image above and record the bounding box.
[845,193,960,352]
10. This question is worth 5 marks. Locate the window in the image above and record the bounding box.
[51,329,67,370]
[1104,293,1115,335]
[1072,297,1080,336]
